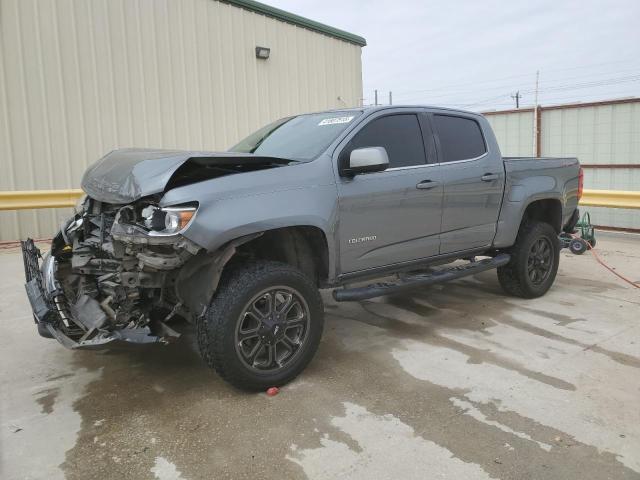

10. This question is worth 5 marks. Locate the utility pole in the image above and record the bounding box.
[511,91,521,108]
[389,91,393,105]
[533,70,539,108]
[533,70,540,156]
[374,89,378,106]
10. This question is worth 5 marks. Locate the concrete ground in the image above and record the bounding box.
[1,232,639,480]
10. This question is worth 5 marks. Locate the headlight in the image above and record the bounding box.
[163,207,196,233]
[142,204,197,235]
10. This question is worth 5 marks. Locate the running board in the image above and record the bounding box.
[332,254,511,302]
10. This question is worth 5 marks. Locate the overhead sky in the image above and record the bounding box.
[266,0,640,111]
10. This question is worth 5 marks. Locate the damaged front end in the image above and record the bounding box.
[21,196,203,348]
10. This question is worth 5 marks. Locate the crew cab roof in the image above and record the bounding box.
[310,105,483,118]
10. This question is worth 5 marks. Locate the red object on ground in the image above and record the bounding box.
[266,387,279,396]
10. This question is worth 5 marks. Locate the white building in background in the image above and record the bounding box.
[484,98,640,231]
[0,0,365,241]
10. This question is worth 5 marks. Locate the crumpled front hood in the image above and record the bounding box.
[81,148,292,204]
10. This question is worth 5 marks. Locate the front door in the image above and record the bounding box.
[431,113,505,254]
[336,112,443,274]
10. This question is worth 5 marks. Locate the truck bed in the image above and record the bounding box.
[503,156,579,166]
[491,156,581,249]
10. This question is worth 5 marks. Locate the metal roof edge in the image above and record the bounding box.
[220,0,367,46]
[482,107,535,116]
[482,97,640,115]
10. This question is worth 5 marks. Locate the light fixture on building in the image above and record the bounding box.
[255,46,270,60]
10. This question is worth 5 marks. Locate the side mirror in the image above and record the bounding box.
[341,147,389,176]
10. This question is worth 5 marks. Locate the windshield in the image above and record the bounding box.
[229,111,362,161]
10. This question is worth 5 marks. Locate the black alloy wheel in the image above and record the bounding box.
[235,287,311,372]
[527,237,553,285]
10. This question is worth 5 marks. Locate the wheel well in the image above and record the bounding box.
[232,226,330,287]
[522,199,562,233]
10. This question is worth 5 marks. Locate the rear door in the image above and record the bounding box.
[336,111,443,274]
[431,113,505,254]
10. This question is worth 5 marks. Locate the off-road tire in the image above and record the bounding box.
[197,261,324,391]
[497,220,560,298]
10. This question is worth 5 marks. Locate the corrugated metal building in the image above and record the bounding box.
[484,98,640,230]
[0,0,365,241]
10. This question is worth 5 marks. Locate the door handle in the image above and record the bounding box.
[481,173,499,182]
[416,180,440,190]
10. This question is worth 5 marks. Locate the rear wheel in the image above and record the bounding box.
[497,220,560,298]
[197,261,324,391]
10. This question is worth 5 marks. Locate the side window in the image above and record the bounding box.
[347,114,426,168]
[433,115,487,162]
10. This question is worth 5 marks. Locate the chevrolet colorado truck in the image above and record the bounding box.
[22,106,582,390]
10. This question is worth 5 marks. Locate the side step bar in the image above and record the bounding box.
[333,253,511,302]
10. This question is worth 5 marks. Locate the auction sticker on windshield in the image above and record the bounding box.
[318,116,354,126]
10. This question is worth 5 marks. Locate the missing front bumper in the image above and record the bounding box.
[20,238,179,349]
[21,239,57,325]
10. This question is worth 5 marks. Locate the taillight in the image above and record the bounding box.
[577,167,584,201]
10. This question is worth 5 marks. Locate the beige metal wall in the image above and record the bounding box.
[0,0,363,241]
[485,109,534,157]
[542,103,640,229]
[485,100,640,230]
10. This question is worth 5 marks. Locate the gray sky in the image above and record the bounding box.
[266,0,640,111]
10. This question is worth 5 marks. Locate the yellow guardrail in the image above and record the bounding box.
[0,189,84,210]
[580,189,640,210]
[0,188,638,210]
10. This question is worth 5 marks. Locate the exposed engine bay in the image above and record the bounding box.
[23,196,205,348]
[21,150,293,349]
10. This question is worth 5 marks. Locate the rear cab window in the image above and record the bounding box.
[433,114,487,163]
[346,114,427,169]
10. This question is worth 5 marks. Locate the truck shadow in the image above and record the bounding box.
[58,274,640,480]
[53,266,637,479]
[64,267,638,400]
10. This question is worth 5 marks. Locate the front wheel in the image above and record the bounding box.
[497,220,560,298]
[197,261,324,391]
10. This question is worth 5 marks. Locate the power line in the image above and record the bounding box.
[461,94,512,108]
[473,92,639,111]
[521,74,640,94]
[392,70,640,101]
[390,60,640,97]
[374,68,640,112]
[429,87,640,111]
[523,90,639,105]
[392,74,640,105]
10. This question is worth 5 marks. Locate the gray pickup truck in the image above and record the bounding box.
[22,105,582,390]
